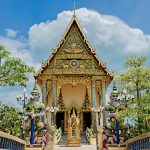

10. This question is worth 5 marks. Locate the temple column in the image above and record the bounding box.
[91,79,97,134]
[45,80,52,126]
[96,80,104,126]
[97,81,106,150]
[52,80,56,106]
[41,80,46,103]
[51,79,57,125]
[97,80,103,150]
[45,80,55,150]
[101,80,106,125]
[41,80,47,124]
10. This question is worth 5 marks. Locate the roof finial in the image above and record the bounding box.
[74,0,76,17]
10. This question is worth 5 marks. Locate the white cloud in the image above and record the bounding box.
[5,28,18,38]
[28,8,150,71]
[0,78,42,108]
[0,36,40,105]
[28,17,70,61]
[0,36,40,70]
[1,8,150,105]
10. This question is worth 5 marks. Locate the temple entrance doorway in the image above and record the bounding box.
[83,112,92,131]
[56,112,65,132]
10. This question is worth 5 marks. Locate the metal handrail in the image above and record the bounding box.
[0,131,26,150]
[126,132,150,150]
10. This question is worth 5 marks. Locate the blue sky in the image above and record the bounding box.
[0,0,150,106]
[1,0,150,36]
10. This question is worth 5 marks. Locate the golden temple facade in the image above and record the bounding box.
[35,13,113,135]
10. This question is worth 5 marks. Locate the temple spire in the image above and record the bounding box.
[31,80,39,94]
[73,0,76,17]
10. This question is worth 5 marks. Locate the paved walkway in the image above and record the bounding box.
[54,144,96,150]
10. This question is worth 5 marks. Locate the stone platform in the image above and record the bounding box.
[53,144,96,150]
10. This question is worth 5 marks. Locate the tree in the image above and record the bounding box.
[0,102,22,137]
[116,55,150,136]
[0,45,34,86]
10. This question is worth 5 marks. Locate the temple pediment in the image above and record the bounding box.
[35,15,113,81]
[58,23,89,55]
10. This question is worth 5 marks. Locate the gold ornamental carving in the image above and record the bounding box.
[59,24,88,55]
[57,88,66,111]
[56,76,92,105]
[81,88,91,111]
[56,54,92,59]
[96,80,102,95]
[46,80,52,96]
[55,59,92,69]
[57,76,91,87]
[65,49,83,54]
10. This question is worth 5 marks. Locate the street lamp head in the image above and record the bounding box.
[25,93,28,99]
[16,94,19,100]
[19,94,22,98]
[29,94,33,99]
[130,94,134,100]
[121,95,125,99]
[23,88,27,95]
[123,88,127,94]
[117,94,122,101]
[126,94,130,101]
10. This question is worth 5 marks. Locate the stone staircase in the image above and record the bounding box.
[80,132,90,145]
[58,132,89,146]
[58,133,68,145]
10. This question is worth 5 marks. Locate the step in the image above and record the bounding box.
[26,144,43,150]
[58,133,89,145]
[54,144,96,150]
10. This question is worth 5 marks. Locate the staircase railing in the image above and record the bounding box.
[86,127,93,142]
[126,132,150,150]
[54,127,62,144]
[0,131,26,150]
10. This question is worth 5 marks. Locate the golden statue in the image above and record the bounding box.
[67,107,81,147]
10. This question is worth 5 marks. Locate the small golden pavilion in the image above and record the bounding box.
[34,12,113,134]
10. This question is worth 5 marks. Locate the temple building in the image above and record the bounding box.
[34,12,113,137]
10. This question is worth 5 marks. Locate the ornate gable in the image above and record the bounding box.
[58,22,89,55]
[35,15,113,80]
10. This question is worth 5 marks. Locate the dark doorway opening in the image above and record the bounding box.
[83,112,92,131]
[56,112,64,132]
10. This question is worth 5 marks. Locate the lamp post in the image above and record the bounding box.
[109,82,134,144]
[16,88,28,139]
[126,119,131,140]
[110,82,134,108]
[117,88,134,108]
